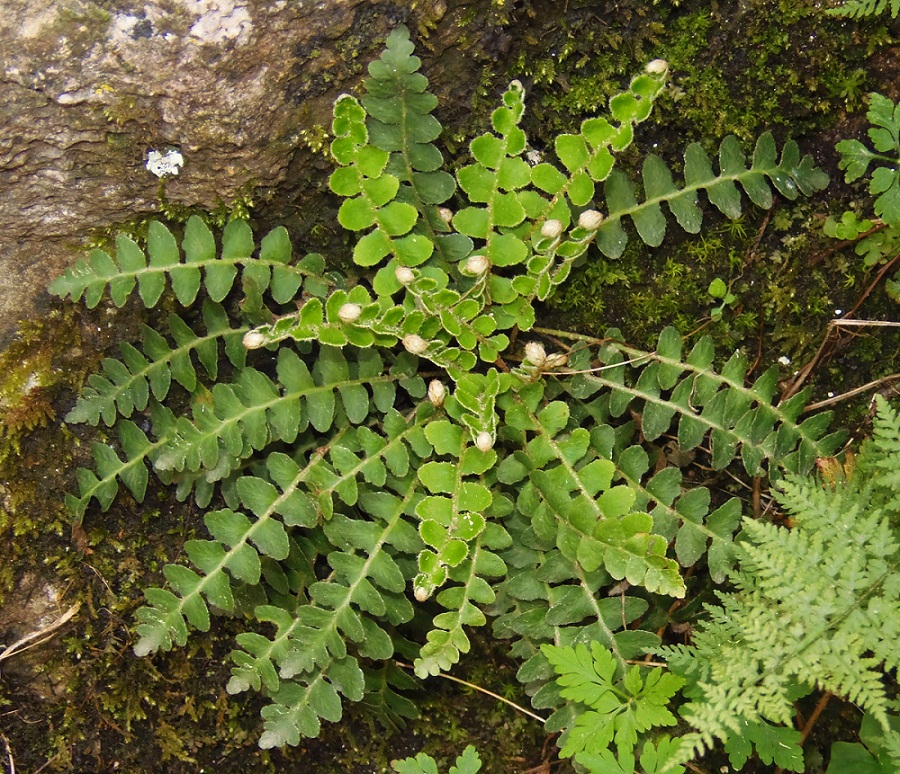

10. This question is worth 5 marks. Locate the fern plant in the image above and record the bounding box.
[827,0,900,18]
[825,92,900,300]
[392,745,481,774]
[541,640,685,772]
[658,395,900,768]
[50,25,838,760]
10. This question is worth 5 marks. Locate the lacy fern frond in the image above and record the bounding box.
[835,93,900,227]
[660,397,900,760]
[542,641,684,761]
[827,0,900,17]
[391,745,482,774]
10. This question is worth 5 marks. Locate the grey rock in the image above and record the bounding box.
[0,0,453,343]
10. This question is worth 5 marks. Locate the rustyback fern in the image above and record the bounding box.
[50,24,840,763]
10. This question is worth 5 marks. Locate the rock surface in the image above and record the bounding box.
[0,0,459,344]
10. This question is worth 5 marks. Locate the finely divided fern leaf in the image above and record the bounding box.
[660,398,900,760]
[827,0,900,17]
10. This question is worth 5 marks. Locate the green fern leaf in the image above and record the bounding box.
[567,327,844,477]
[595,134,829,258]
[827,0,899,17]
[660,403,900,759]
[48,216,314,309]
[542,641,684,760]
[66,301,247,427]
[391,745,482,774]
[66,403,179,521]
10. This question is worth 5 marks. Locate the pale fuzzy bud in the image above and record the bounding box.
[437,207,454,224]
[414,586,430,602]
[402,334,429,355]
[475,431,493,453]
[578,209,605,230]
[463,254,490,275]
[541,219,564,239]
[242,330,267,349]
[428,379,446,407]
[337,302,362,323]
[544,352,569,369]
[524,341,547,366]
[646,59,669,74]
[395,265,415,284]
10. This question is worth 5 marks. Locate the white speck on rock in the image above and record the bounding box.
[184,0,252,44]
[146,149,184,177]
[111,13,141,40]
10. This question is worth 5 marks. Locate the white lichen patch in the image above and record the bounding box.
[146,148,184,177]
[183,0,252,44]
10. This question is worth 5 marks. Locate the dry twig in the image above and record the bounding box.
[0,603,80,668]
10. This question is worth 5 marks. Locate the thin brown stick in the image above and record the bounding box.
[841,251,900,320]
[0,603,80,666]
[744,204,775,265]
[775,692,833,774]
[752,476,761,520]
[800,692,832,745]
[830,319,900,328]
[803,373,900,412]
[808,221,888,266]
[393,662,547,724]
[684,317,714,340]
[780,327,834,402]
[781,252,900,401]
[747,305,766,378]
[0,734,14,774]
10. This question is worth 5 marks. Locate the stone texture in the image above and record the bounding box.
[0,0,456,344]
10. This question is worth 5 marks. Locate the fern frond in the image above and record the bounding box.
[153,346,400,482]
[414,524,509,677]
[361,26,458,238]
[660,412,900,758]
[66,301,247,427]
[258,659,364,747]
[48,217,320,309]
[865,395,900,514]
[237,476,422,745]
[542,640,684,761]
[391,744,482,774]
[827,0,899,17]
[604,439,743,582]
[66,401,179,521]
[133,451,319,655]
[555,326,844,477]
[594,134,829,258]
[220,417,430,697]
[498,385,686,597]
[493,516,655,664]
